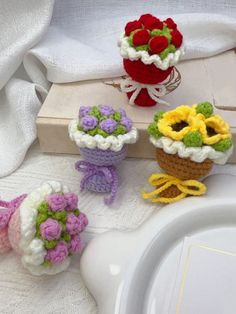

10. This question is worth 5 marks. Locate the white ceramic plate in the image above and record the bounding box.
[80,174,236,314]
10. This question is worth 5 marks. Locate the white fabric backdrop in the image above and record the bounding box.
[1,0,236,177]
[1,2,236,313]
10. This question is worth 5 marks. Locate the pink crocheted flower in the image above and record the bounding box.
[64,192,78,210]
[45,241,68,264]
[77,213,88,232]
[47,193,66,212]
[66,213,81,235]
[40,218,62,241]
[68,235,84,254]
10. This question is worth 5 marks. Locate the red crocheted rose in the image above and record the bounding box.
[164,18,177,29]
[149,36,169,54]
[171,29,183,48]
[132,29,150,46]
[125,20,142,36]
[142,16,163,30]
[139,13,153,25]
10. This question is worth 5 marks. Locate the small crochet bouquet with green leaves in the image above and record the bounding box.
[118,13,184,107]
[143,102,233,202]
[0,181,88,275]
[69,105,138,205]
[148,101,233,177]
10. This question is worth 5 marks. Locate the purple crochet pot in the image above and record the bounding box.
[79,146,127,166]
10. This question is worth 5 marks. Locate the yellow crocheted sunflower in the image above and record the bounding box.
[198,114,230,145]
[158,105,198,141]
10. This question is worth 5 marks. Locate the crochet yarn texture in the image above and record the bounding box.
[144,102,233,203]
[118,13,184,107]
[69,105,138,205]
[0,181,88,275]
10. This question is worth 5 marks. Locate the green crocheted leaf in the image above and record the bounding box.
[168,44,176,53]
[148,122,162,139]
[90,106,101,119]
[36,213,48,228]
[38,202,49,214]
[135,44,149,51]
[42,260,51,267]
[88,127,99,136]
[161,25,172,43]
[128,31,136,46]
[54,211,67,223]
[99,116,107,122]
[113,125,126,136]
[154,110,165,122]
[112,112,122,122]
[183,131,203,147]
[73,209,80,216]
[159,44,176,60]
[97,129,110,138]
[151,29,162,37]
[44,240,58,250]
[195,102,214,118]
[59,222,66,232]
[61,233,71,242]
[77,123,84,131]
[211,138,233,152]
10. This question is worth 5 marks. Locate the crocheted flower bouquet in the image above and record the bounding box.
[119,13,184,107]
[69,105,138,204]
[143,102,233,202]
[0,181,88,275]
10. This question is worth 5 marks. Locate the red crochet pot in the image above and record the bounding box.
[123,59,173,107]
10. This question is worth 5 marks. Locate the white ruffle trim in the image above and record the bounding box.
[19,181,71,275]
[69,119,138,152]
[150,136,233,164]
[118,33,185,70]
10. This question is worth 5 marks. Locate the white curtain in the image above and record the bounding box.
[1,0,236,177]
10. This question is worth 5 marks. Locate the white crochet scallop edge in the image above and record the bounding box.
[19,181,71,275]
[118,33,185,70]
[68,119,138,152]
[150,136,233,165]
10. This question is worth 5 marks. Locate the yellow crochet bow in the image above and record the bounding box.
[143,173,206,203]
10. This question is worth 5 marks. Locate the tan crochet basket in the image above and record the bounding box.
[156,148,213,198]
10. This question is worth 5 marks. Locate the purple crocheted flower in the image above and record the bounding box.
[68,235,84,254]
[100,119,117,133]
[121,117,133,132]
[64,192,78,210]
[47,194,67,212]
[118,108,127,117]
[79,106,91,118]
[0,210,11,229]
[99,105,114,116]
[40,218,62,241]
[45,241,68,264]
[77,213,88,232]
[66,213,81,235]
[80,115,98,131]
